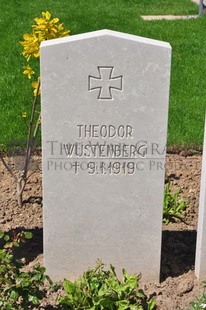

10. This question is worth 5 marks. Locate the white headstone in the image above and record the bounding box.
[40,29,171,282]
[195,117,206,280]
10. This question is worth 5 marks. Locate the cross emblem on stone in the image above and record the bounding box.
[88,66,123,100]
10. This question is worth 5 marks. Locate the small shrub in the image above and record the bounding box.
[0,11,71,207]
[0,230,51,309]
[163,181,187,225]
[59,261,155,309]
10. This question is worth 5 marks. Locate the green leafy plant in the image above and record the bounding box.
[59,261,155,309]
[163,181,187,225]
[0,230,51,309]
[189,293,206,309]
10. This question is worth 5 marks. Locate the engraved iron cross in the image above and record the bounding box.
[88,66,123,100]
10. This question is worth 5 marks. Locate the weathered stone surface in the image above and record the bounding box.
[41,29,171,282]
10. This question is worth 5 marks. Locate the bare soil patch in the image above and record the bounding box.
[0,153,205,309]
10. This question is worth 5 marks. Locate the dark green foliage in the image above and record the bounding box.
[0,231,51,309]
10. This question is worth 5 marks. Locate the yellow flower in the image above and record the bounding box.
[20,11,70,95]
[20,32,40,60]
[21,112,27,118]
[22,65,35,79]
[20,11,70,61]
[42,11,52,20]
[32,77,41,96]
[32,11,70,41]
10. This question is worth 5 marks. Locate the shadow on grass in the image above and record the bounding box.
[160,229,197,281]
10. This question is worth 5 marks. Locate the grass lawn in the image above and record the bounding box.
[0,0,205,149]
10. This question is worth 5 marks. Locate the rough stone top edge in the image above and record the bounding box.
[40,29,171,50]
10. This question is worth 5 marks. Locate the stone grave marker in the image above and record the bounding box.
[40,29,171,282]
[195,117,206,280]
